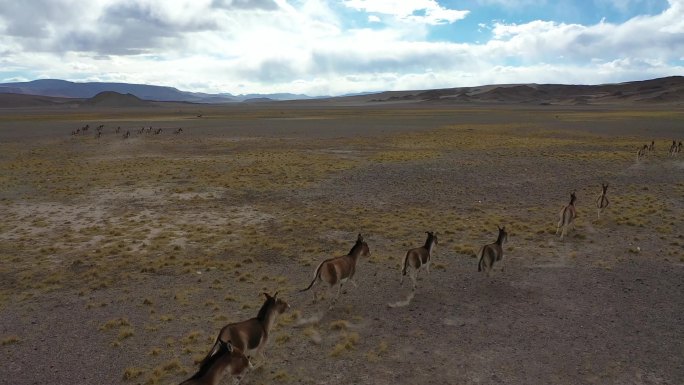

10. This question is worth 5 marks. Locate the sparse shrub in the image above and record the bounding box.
[122,367,144,381]
[330,332,360,357]
[118,328,134,341]
[276,334,290,345]
[329,320,350,331]
[1,336,20,345]
[100,318,130,331]
[271,370,291,382]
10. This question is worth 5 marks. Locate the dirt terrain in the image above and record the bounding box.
[0,102,682,385]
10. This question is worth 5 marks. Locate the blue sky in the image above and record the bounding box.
[429,1,669,42]
[0,0,682,95]
[339,1,670,41]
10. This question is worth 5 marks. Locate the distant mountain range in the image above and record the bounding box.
[361,76,684,105]
[0,79,317,103]
[0,76,682,107]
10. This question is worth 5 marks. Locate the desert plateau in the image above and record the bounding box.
[1,82,683,385]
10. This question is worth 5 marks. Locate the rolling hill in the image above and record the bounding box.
[0,79,235,103]
[0,79,317,103]
[362,76,684,105]
[0,76,682,107]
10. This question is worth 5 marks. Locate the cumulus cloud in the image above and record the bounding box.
[0,0,682,95]
[0,0,88,38]
[475,0,546,7]
[342,0,469,25]
[488,1,684,63]
[0,0,221,55]
[211,0,280,10]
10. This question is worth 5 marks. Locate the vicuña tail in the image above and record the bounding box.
[401,252,410,276]
[477,247,484,272]
[300,260,324,292]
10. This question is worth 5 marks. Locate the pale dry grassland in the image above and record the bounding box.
[0,104,682,385]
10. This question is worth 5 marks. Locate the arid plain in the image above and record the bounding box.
[1,100,683,385]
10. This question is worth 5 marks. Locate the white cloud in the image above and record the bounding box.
[0,0,682,96]
[475,0,546,6]
[342,0,469,25]
[486,1,684,64]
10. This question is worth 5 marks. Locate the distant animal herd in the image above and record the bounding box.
[637,139,682,160]
[68,124,681,384]
[70,124,183,138]
[68,123,683,160]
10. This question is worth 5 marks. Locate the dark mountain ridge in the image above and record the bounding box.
[1,76,682,107]
[0,79,319,103]
[0,79,234,103]
[366,76,684,105]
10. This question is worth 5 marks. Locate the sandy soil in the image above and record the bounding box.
[0,103,682,385]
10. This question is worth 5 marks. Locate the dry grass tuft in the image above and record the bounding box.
[329,320,350,331]
[330,332,360,357]
[99,318,131,331]
[271,370,292,382]
[1,335,20,346]
[122,367,145,381]
[302,326,322,344]
[278,310,300,326]
[117,328,135,341]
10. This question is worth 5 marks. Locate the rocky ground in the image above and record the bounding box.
[0,103,682,385]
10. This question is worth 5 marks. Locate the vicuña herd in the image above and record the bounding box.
[178,180,620,384]
[69,123,183,138]
[636,139,681,160]
[70,123,681,159]
[175,137,682,384]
